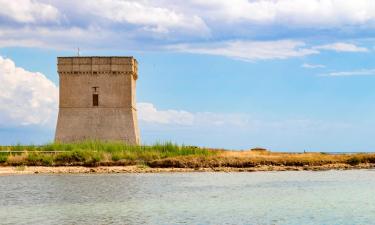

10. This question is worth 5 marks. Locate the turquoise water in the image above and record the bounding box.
[1,170,375,224]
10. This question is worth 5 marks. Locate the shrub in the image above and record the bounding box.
[111,152,122,161]
[6,153,28,166]
[250,147,268,152]
[27,153,53,166]
[0,154,7,163]
[364,155,375,164]
[84,152,102,166]
[347,157,361,166]
[54,150,88,163]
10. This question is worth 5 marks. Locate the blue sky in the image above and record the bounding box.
[2,0,375,151]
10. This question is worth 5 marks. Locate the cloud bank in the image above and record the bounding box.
[0,0,372,61]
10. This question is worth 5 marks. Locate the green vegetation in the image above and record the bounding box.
[1,141,375,169]
[0,141,217,167]
[0,153,7,163]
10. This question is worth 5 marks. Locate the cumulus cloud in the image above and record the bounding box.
[0,0,60,23]
[0,56,58,127]
[169,40,318,61]
[315,42,369,52]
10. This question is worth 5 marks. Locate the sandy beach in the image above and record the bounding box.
[1,163,374,175]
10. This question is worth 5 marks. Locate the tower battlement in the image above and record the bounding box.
[57,57,138,79]
[55,56,140,144]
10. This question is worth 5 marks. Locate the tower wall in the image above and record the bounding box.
[55,57,140,145]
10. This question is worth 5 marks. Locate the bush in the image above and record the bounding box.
[364,155,375,164]
[27,153,53,166]
[54,150,88,163]
[347,157,361,166]
[84,152,102,166]
[111,152,122,161]
[6,153,28,166]
[54,150,103,166]
[0,154,7,163]
[250,147,268,152]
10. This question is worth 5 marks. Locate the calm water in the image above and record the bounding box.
[1,171,375,225]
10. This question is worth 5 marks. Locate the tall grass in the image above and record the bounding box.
[0,141,216,166]
[2,141,375,168]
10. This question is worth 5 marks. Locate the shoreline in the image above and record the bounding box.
[1,164,375,175]
[3,142,375,174]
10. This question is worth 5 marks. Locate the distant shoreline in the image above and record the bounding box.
[1,164,375,175]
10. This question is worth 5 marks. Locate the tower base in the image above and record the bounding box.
[55,107,140,145]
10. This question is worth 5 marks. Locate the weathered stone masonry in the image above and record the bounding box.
[55,56,140,145]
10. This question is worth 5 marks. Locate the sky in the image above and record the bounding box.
[2,0,375,151]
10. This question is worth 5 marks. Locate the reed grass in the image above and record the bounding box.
[1,141,375,168]
[0,141,216,166]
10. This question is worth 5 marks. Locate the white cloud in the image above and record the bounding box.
[82,0,209,35]
[315,42,369,52]
[169,40,318,61]
[0,0,60,23]
[138,102,194,125]
[29,0,375,32]
[186,0,375,27]
[168,40,370,62]
[320,69,375,77]
[0,0,373,56]
[138,102,248,127]
[0,26,113,49]
[0,56,58,127]
[302,63,326,69]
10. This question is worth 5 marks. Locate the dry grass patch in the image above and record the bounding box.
[6,153,28,166]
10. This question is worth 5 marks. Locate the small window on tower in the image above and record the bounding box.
[93,94,99,106]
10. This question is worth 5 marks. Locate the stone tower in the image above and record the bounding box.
[55,56,140,145]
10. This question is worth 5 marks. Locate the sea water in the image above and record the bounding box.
[1,170,375,225]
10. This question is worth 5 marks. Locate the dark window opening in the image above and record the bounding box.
[93,94,99,106]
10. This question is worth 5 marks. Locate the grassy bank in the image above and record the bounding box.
[0,141,217,167]
[1,141,375,169]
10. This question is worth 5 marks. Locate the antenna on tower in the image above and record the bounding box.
[77,48,80,56]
